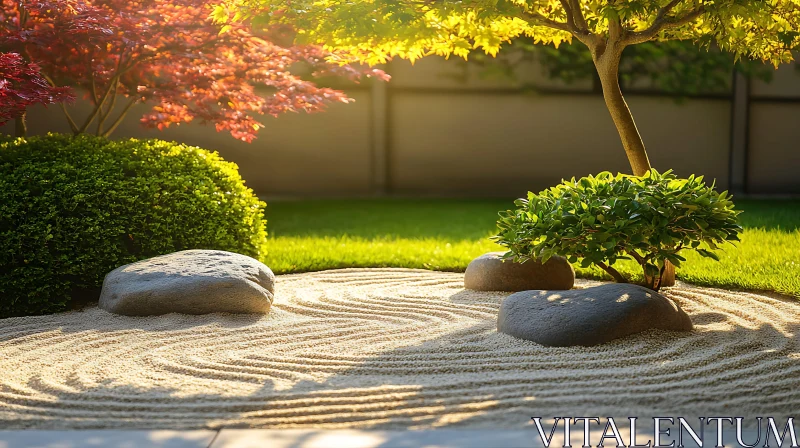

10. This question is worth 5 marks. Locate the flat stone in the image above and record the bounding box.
[99,250,274,316]
[464,252,574,292]
[497,283,692,347]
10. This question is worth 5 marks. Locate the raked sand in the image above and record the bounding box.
[0,268,798,429]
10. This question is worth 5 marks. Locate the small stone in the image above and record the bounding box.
[464,252,574,292]
[99,250,274,316]
[497,283,692,347]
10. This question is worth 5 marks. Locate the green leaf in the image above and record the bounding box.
[696,248,720,261]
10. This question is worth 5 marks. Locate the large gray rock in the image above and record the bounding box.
[497,283,692,347]
[99,250,275,316]
[464,252,574,292]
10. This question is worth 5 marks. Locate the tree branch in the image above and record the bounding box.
[558,0,578,32]
[101,97,138,138]
[518,9,573,33]
[78,78,117,134]
[38,72,80,134]
[595,261,628,283]
[57,103,80,134]
[626,250,646,265]
[90,69,99,106]
[569,0,589,32]
[608,13,624,42]
[623,4,705,45]
[655,265,666,289]
[665,7,705,28]
[656,0,686,21]
[80,52,130,134]
[97,77,121,135]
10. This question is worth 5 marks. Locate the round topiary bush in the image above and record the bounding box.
[495,170,741,291]
[0,134,267,317]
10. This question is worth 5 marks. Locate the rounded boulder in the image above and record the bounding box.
[464,252,574,292]
[99,250,275,316]
[497,283,693,347]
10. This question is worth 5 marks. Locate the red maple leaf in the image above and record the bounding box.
[0,52,73,126]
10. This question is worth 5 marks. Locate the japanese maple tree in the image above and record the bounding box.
[0,52,73,135]
[221,0,799,172]
[221,0,796,287]
[0,0,386,141]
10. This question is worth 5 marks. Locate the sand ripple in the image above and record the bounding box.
[0,269,798,429]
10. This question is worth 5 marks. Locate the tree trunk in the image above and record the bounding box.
[14,113,27,138]
[661,261,675,287]
[594,51,651,177]
[593,45,676,287]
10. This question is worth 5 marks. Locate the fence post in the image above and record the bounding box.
[728,71,750,194]
[370,72,390,195]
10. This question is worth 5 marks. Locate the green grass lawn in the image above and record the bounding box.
[262,198,800,297]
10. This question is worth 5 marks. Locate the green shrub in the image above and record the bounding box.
[494,170,741,290]
[0,134,267,317]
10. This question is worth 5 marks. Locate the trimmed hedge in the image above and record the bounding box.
[0,134,267,317]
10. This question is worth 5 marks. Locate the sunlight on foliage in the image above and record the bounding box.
[1,0,387,141]
[0,134,268,317]
[221,0,800,67]
[494,170,742,290]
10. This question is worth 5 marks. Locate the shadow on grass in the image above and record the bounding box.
[727,199,800,232]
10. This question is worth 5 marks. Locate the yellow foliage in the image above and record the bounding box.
[221,0,798,67]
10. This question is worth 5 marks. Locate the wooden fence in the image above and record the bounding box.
[6,56,800,197]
